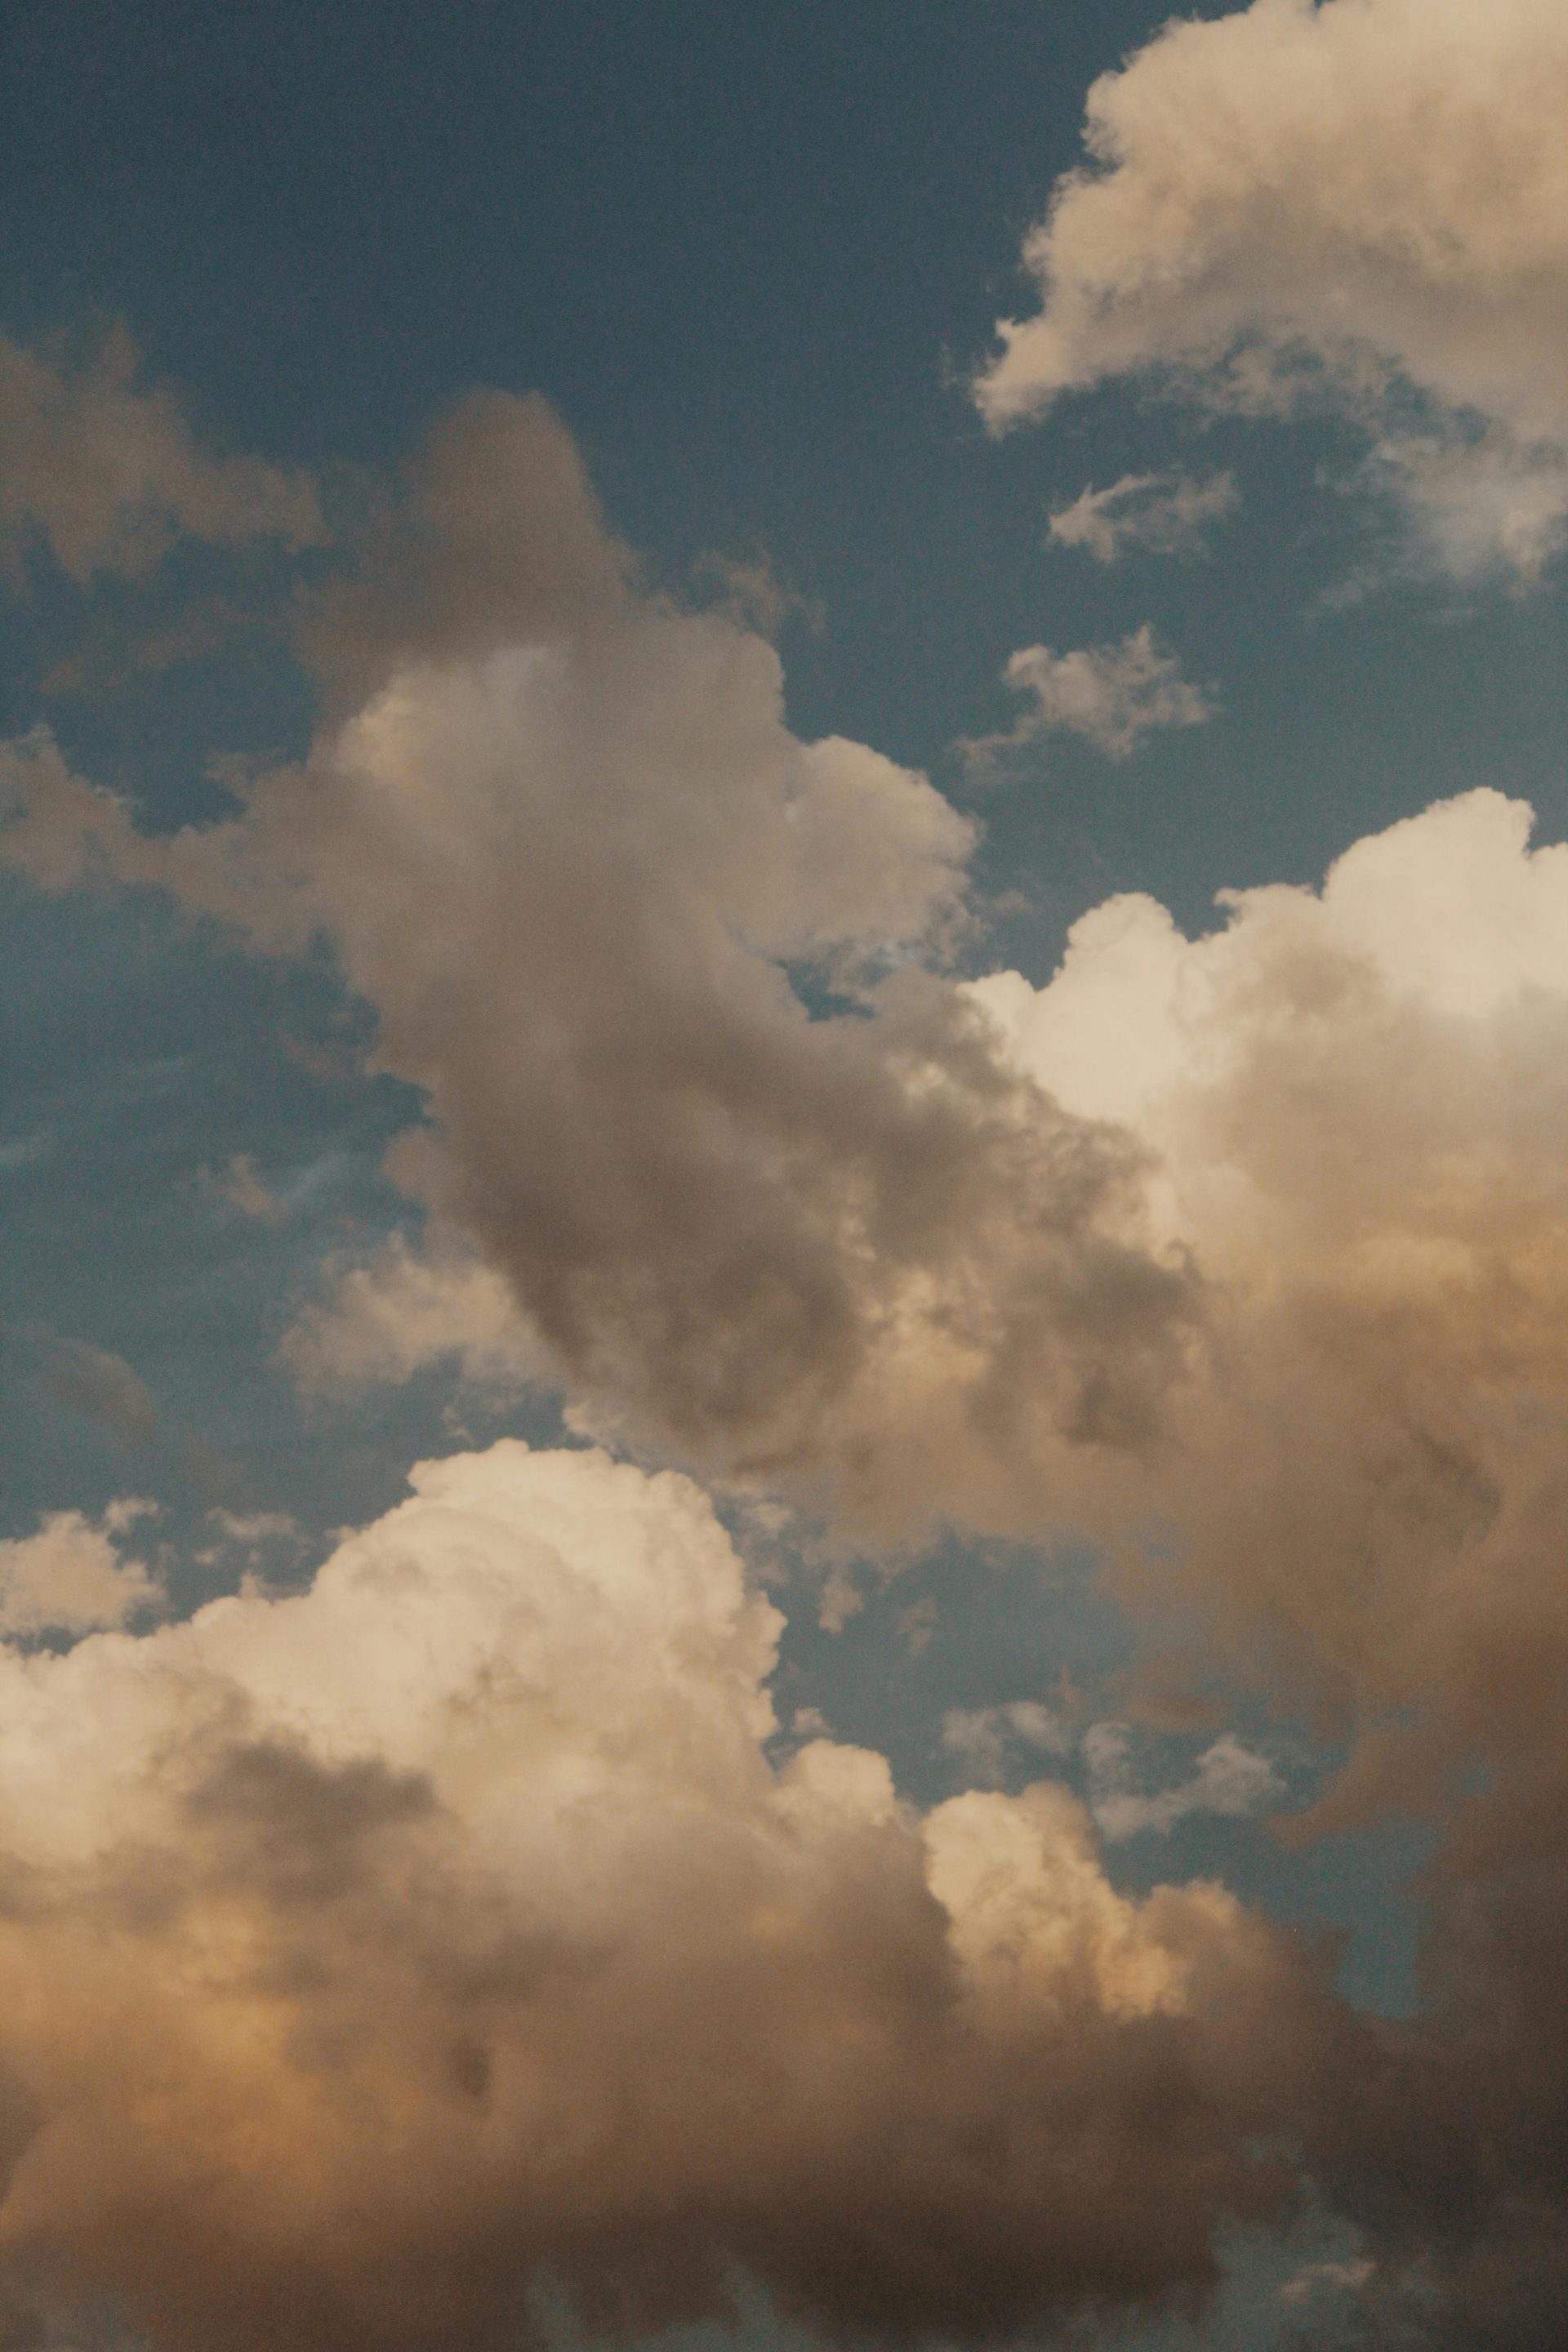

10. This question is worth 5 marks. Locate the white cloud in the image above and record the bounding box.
[942,1701,1072,1786]
[0,1504,160,1637]
[977,0,1568,582]
[963,626,1213,768]
[1085,1724,1284,1843]
[967,785,1568,1862]
[1048,471,1237,563]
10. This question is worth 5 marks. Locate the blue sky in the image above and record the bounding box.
[2,4,1568,2348]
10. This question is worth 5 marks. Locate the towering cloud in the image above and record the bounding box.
[973,791,1568,2334]
[0,392,1204,1535]
[11,351,1568,2338]
[977,0,1568,580]
[0,1440,1345,2352]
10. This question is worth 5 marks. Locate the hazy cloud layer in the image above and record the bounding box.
[38,1339,159,1447]
[978,0,1568,580]
[280,1233,551,1397]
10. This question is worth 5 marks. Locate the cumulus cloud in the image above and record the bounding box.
[1048,471,1237,564]
[0,1503,160,1637]
[0,1439,1348,2352]
[977,0,1568,581]
[967,786,1568,2323]
[17,372,1568,2328]
[963,627,1214,768]
[0,323,323,587]
[0,394,1205,1536]
[969,785,1568,1749]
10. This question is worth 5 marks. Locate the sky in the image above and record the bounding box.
[2,1,1567,2346]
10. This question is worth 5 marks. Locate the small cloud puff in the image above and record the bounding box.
[0,323,323,589]
[1280,2256,1375,2305]
[203,1153,284,1224]
[963,626,1213,769]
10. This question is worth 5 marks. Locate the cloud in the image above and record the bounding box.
[203,1155,284,1225]
[977,0,1568,581]
[942,1702,1072,1786]
[962,626,1214,768]
[0,323,323,588]
[194,1511,303,1579]
[11,358,1568,2329]
[0,394,1205,1538]
[1280,2256,1374,2305]
[966,786,1568,2319]
[38,1338,159,1446]
[0,1438,1347,2352]
[0,1503,160,1637]
[278,1232,550,1396]
[1085,1725,1284,1843]
[1048,472,1237,564]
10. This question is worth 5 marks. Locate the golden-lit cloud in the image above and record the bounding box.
[9,327,1568,2343]
[0,1441,1339,2352]
[977,0,1568,581]
[0,394,1203,1535]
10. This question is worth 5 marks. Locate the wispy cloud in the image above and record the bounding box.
[1084,1724,1284,1842]
[1048,470,1236,564]
[38,1336,158,1446]
[942,1701,1072,1785]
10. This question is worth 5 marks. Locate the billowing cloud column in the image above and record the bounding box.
[0,1441,1339,2352]
[0,392,1204,1534]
